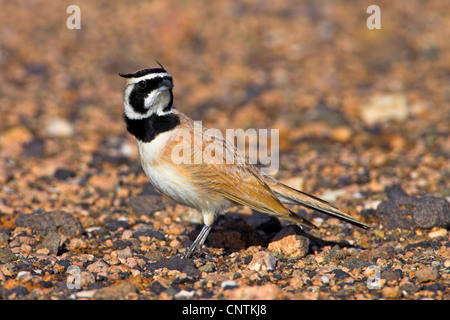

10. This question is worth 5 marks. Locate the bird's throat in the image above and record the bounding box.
[123,113,180,143]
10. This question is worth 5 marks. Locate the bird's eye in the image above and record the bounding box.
[137,80,147,89]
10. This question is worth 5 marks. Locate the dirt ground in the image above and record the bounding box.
[0,1,449,300]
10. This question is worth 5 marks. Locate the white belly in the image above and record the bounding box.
[135,133,233,224]
[136,134,199,208]
[142,161,201,208]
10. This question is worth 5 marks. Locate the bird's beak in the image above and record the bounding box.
[158,79,174,92]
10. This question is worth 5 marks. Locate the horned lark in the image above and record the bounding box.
[120,65,369,257]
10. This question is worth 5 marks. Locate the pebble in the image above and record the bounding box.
[198,262,216,273]
[15,211,84,237]
[129,195,169,216]
[415,266,439,283]
[444,260,450,268]
[174,290,195,299]
[111,246,132,259]
[321,276,330,284]
[221,280,238,289]
[145,256,201,278]
[145,251,165,262]
[428,228,447,239]
[360,245,396,262]
[45,118,74,137]
[330,126,352,143]
[399,278,418,296]
[224,283,284,300]
[80,271,96,288]
[268,226,310,258]
[320,189,345,202]
[0,247,18,263]
[94,282,138,300]
[341,257,372,271]
[382,286,402,299]
[86,260,110,278]
[38,232,61,255]
[247,251,276,271]
[376,185,450,229]
[76,290,96,299]
[360,93,408,125]
[0,126,33,148]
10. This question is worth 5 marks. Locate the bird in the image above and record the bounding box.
[119,64,370,258]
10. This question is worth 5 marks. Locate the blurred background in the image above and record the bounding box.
[0,0,449,218]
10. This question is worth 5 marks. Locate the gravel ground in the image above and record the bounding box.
[0,1,449,300]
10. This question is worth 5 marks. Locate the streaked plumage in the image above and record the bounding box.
[120,65,370,257]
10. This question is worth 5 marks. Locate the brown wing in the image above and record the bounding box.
[161,111,316,227]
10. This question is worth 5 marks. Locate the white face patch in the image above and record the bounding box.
[144,89,172,116]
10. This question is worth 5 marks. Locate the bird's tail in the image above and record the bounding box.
[262,175,370,230]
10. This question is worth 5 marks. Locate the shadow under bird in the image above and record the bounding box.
[119,64,370,258]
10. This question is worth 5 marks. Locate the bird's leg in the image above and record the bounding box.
[183,225,212,258]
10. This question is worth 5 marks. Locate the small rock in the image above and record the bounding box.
[0,126,33,148]
[129,195,168,216]
[75,290,96,299]
[15,211,84,237]
[415,266,439,283]
[444,260,450,268]
[67,238,88,250]
[361,93,408,125]
[106,220,129,231]
[150,281,166,294]
[327,269,352,280]
[0,247,18,263]
[320,189,345,202]
[3,285,29,298]
[268,225,310,258]
[46,118,74,137]
[330,126,352,143]
[174,290,195,299]
[382,286,402,299]
[54,168,76,181]
[198,262,216,273]
[399,278,418,296]
[422,283,446,293]
[376,185,450,229]
[145,256,201,278]
[86,260,110,278]
[224,283,284,300]
[111,246,132,259]
[0,230,10,246]
[321,276,330,284]
[80,271,96,288]
[221,280,238,289]
[133,225,165,241]
[360,245,396,262]
[428,228,447,239]
[144,251,165,262]
[38,232,61,255]
[94,282,138,300]
[22,138,46,158]
[342,257,372,271]
[247,251,276,271]
[405,240,441,251]
[381,269,403,283]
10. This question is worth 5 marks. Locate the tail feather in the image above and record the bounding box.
[263,175,370,230]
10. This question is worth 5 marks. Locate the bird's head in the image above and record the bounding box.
[120,64,174,120]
